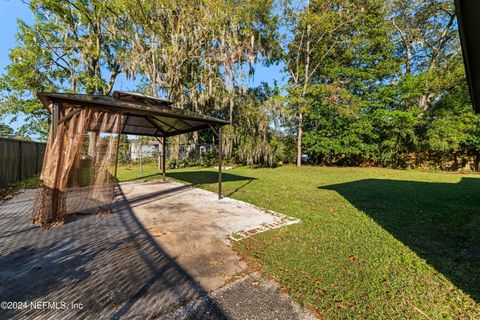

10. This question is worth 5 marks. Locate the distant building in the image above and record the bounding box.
[130,140,159,161]
[129,139,213,161]
[178,143,211,158]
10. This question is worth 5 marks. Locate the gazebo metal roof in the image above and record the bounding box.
[38,91,229,137]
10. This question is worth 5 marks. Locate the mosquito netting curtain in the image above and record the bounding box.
[32,106,122,227]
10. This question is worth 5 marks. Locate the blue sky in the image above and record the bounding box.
[0,1,286,137]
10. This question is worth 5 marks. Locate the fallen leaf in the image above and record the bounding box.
[318,289,328,296]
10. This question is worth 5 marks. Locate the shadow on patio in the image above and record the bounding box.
[167,170,256,197]
[320,177,480,302]
[167,170,254,184]
[0,185,228,319]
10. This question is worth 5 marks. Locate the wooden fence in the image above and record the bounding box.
[0,137,46,188]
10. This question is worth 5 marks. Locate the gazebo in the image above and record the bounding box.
[32,91,229,227]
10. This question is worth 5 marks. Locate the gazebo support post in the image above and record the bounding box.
[113,114,123,182]
[218,127,222,199]
[113,134,121,181]
[162,137,166,182]
[155,136,167,182]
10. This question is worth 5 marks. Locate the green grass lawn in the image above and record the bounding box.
[117,164,480,318]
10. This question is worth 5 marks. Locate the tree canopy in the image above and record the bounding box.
[0,0,477,170]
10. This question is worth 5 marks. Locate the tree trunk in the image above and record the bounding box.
[229,96,234,124]
[193,131,199,144]
[453,152,459,171]
[88,132,97,158]
[297,112,303,167]
[296,25,311,167]
[419,94,429,111]
[405,40,412,75]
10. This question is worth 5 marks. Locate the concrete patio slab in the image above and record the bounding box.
[119,180,298,292]
[0,180,308,319]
